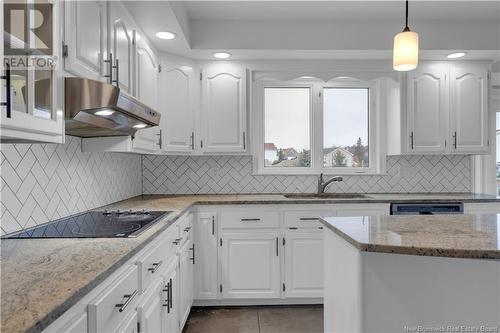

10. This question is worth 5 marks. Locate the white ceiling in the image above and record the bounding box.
[125,1,500,60]
[181,1,500,20]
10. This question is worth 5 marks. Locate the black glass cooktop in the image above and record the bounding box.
[2,210,171,239]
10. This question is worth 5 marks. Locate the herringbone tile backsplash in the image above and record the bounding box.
[0,136,142,235]
[143,155,471,194]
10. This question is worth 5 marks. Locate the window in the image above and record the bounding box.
[254,79,381,175]
[264,88,310,168]
[496,112,499,195]
[323,88,369,169]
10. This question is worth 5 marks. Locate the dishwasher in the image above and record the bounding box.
[390,202,464,215]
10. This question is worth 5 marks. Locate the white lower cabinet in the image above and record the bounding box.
[220,232,281,299]
[137,278,164,333]
[116,311,138,333]
[193,212,218,300]
[163,261,180,333]
[179,240,194,328]
[284,231,323,298]
[56,313,87,333]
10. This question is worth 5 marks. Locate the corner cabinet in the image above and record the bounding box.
[391,61,490,155]
[200,64,247,153]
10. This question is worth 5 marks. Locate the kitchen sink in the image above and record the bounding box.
[284,193,369,199]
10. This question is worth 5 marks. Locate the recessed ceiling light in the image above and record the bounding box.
[133,123,147,129]
[213,52,231,59]
[155,31,176,40]
[446,52,467,59]
[94,110,114,116]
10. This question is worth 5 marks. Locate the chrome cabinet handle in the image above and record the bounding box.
[241,218,261,222]
[190,244,195,264]
[453,131,457,149]
[191,132,195,150]
[1,63,11,118]
[212,216,215,235]
[410,131,414,150]
[243,132,246,150]
[147,261,163,273]
[172,238,182,245]
[276,237,279,256]
[157,130,162,149]
[104,53,113,84]
[115,289,138,313]
[299,217,319,221]
[184,227,191,232]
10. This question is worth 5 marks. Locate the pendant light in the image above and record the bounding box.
[393,0,419,71]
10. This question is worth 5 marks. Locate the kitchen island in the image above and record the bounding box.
[320,214,500,333]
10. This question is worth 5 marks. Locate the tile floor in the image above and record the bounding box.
[182,305,323,333]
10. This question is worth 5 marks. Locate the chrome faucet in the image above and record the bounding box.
[317,173,343,194]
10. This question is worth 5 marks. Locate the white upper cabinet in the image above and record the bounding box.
[200,63,247,153]
[109,1,134,94]
[132,32,161,153]
[63,0,107,81]
[160,56,197,153]
[390,61,490,155]
[1,0,64,143]
[449,64,489,154]
[406,65,448,153]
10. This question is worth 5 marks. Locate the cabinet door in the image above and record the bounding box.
[115,311,138,333]
[284,231,323,298]
[1,1,64,143]
[163,268,179,333]
[109,2,134,94]
[137,279,163,333]
[132,33,160,152]
[406,65,448,153]
[160,59,196,153]
[201,64,247,153]
[194,213,218,300]
[179,241,193,328]
[220,232,280,299]
[64,0,107,80]
[450,65,489,153]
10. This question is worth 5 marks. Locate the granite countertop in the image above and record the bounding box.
[320,214,500,259]
[1,192,499,333]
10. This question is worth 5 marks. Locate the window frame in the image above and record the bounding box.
[252,78,384,175]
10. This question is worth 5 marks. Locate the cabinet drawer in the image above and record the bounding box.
[177,214,193,246]
[88,265,139,333]
[136,236,172,294]
[221,211,280,229]
[284,211,333,229]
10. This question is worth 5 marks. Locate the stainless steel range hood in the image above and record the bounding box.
[64,77,161,138]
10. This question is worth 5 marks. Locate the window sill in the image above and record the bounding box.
[252,168,387,176]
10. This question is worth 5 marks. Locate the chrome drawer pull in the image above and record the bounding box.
[115,290,138,313]
[172,238,182,245]
[241,218,261,222]
[184,227,191,232]
[147,261,163,273]
[299,217,319,221]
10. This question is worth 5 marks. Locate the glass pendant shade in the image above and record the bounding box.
[393,29,419,71]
